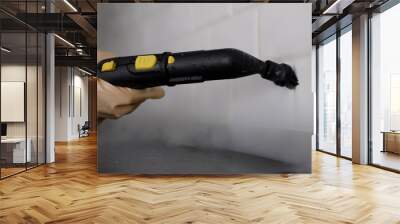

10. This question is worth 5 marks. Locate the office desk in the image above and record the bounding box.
[382,131,400,154]
[1,138,31,163]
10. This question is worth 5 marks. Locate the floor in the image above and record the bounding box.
[372,150,400,171]
[0,167,25,178]
[1,163,43,178]
[0,135,400,223]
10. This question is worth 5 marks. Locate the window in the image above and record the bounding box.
[370,3,400,171]
[340,28,352,158]
[390,74,400,130]
[318,36,337,154]
[317,26,353,159]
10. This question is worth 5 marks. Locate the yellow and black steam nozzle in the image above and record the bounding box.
[97,48,299,89]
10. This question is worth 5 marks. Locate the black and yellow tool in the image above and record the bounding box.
[97,48,299,89]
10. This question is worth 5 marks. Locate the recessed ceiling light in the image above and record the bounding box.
[54,34,75,48]
[323,0,343,14]
[63,0,78,12]
[78,67,94,76]
[322,0,355,15]
[1,47,11,53]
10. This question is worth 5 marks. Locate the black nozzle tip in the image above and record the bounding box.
[262,60,299,89]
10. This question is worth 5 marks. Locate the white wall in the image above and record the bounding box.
[1,65,39,137]
[312,45,316,150]
[1,82,24,122]
[98,3,313,173]
[55,66,68,141]
[1,63,46,164]
[1,65,26,131]
[55,67,89,141]
[71,73,89,138]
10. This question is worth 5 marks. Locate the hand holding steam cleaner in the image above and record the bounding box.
[97,48,299,118]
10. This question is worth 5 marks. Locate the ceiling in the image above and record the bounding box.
[1,0,390,45]
[0,0,393,70]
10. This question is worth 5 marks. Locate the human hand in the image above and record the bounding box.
[97,51,165,119]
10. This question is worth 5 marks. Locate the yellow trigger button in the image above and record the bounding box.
[101,60,116,72]
[168,56,175,64]
[135,55,157,70]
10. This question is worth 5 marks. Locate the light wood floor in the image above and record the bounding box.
[373,150,400,171]
[1,167,26,178]
[1,135,400,224]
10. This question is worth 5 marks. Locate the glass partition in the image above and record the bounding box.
[370,3,400,171]
[0,1,46,179]
[317,26,353,159]
[38,32,45,165]
[317,36,337,154]
[1,30,28,178]
[26,0,42,169]
[339,28,352,158]
[27,31,38,169]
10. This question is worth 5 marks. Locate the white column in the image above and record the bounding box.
[312,45,317,150]
[352,14,369,164]
[55,67,73,141]
[46,1,56,163]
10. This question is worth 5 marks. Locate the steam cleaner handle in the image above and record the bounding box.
[97,48,268,89]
